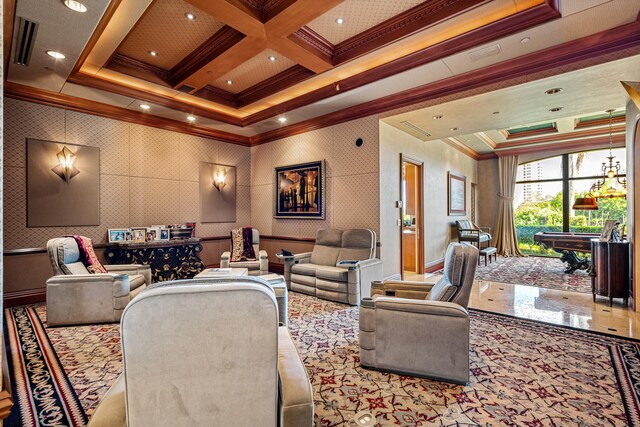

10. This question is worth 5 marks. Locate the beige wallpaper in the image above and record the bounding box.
[3,98,250,250]
[379,122,478,277]
[250,116,381,240]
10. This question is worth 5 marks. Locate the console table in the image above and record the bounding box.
[105,238,205,282]
[590,238,631,306]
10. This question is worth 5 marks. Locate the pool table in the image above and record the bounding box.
[533,232,599,273]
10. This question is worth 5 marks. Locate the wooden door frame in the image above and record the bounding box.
[470,182,477,224]
[400,154,425,278]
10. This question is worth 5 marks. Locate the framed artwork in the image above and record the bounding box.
[158,228,170,240]
[108,228,129,243]
[447,172,466,216]
[274,160,325,219]
[131,227,147,243]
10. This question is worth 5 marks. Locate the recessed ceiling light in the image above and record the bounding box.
[148,50,158,57]
[549,107,563,112]
[226,80,233,85]
[450,127,459,131]
[139,104,151,111]
[187,115,196,122]
[46,50,65,59]
[520,37,531,44]
[268,55,277,62]
[545,88,562,95]
[184,12,196,20]
[278,117,287,123]
[335,17,344,25]
[433,115,443,120]
[64,0,87,12]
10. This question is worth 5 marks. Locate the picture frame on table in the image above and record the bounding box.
[108,228,129,243]
[131,227,147,243]
[599,219,620,242]
[274,160,325,219]
[146,228,158,242]
[158,228,170,241]
[447,171,466,216]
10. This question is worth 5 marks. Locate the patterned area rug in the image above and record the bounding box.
[609,344,640,426]
[4,306,88,427]
[29,293,635,425]
[475,255,591,293]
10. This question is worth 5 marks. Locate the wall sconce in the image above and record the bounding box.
[52,146,80,182]
[213,168,227,191]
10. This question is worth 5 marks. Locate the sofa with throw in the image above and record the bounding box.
[359,242,478,384]
[88,277,313,427]
[220,228,268,275]
[46,237,150,326]
[283,229,382,305]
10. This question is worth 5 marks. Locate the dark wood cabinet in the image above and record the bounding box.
[590,239,631,306]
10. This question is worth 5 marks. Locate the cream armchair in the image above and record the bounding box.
[359,243,478,384]
[283,229,382,305]
[88,277,314,427]
[46,237,150,326]
[220,228,268,275]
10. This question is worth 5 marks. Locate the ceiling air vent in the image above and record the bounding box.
[178,84,195,93]
[14,17,39,66]
[400,121,431,139]
[468,44,501,62]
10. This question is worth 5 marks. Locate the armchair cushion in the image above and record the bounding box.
[61,262,89,275]
[291,263,324,277]
[315,266,348,282]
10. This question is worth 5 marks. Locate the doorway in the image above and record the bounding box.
[400,155,424,277]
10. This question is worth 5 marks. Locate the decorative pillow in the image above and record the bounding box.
[61,262,89,275]
[230,227,256,262]
[72,235,108,273]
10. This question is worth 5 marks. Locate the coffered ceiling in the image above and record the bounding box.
[4,0,640,147]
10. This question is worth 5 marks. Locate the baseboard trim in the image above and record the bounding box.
[4,288,46,307]
[425,258,445,273]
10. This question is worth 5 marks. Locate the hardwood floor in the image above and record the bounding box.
[403,272,640,339]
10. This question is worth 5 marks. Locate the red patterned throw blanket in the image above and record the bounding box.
[72,235,108,273]
[230,227,256,262]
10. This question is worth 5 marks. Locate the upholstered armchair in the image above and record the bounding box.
[283,229,383,305]
[456,219,492,249]
[359,243,478,384]
[46,237,150,326]
[220,228,268,275]
[88,277,314,427]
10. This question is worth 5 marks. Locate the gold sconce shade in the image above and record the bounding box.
[213,168,227,191]
[572,197,598,210]
[52,146,80,182]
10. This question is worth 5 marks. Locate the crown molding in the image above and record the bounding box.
[3,81,251,146]
[249,20,640,144]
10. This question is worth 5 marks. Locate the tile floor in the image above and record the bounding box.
[403,271,640,339]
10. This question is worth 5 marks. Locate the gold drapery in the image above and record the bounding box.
[493,155,524,257]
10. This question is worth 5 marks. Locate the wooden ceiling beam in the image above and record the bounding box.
[178,37,268,91]
[264,0,344,38]
[269,37,333,73]
[185,0,264,38]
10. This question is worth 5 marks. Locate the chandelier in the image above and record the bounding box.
[590,109,626,199]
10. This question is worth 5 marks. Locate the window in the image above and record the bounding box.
[514,148,627,256]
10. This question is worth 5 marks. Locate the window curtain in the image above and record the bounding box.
[494,155,523,256]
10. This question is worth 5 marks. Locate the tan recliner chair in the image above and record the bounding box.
[46,237,150,326]
[88,277,314,427]
[283,229,382,305]
[359,242,478,384]
[220,228,268,275]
